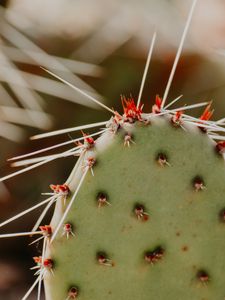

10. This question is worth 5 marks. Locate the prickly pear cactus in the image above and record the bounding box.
[1,3,225,298]
[42,99,225,300]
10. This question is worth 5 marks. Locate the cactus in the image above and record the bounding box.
[39,99,225,300]
[2,95,225,300]
[1,0,225,299]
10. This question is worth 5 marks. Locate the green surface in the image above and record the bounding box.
[48,119,225,300]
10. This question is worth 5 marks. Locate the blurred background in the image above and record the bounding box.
[0,0,225,298]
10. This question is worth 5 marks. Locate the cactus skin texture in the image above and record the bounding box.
[44,115,225,300]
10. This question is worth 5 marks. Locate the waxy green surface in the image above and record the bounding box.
[47,119,225,300]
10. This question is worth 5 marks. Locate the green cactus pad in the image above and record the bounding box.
[45,117,225,300]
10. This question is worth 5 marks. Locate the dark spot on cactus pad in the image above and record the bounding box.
[134,204,149,221]
[219,208,225,223]
[96,251,114,266]
[144,246,165,264]
[176,231,181,236]
[197,270,210,284]
[67,286,79,299]
[192,176,205,191]
[156,153,170,167]
[181,245,189,252]
[96,192,110,207]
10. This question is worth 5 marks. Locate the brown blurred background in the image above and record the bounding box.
[0,0,225,298]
